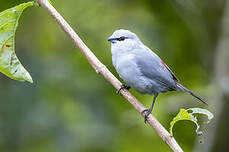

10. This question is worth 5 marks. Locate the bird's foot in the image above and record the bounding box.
[141,109,152,123]
[117,84,131,94]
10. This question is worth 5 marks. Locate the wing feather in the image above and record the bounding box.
[161,61,178,81]
[134,47,177,89]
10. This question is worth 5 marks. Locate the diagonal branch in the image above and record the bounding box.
[35,0,183,151]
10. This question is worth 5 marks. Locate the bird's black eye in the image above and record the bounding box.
[117,36,126,41]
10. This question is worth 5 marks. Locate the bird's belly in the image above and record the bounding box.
[115,56,155,94]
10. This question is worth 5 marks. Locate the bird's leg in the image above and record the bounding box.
[141,94,158,123]
[117,84,131,94]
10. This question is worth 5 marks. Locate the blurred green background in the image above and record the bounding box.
[0,0,228,152]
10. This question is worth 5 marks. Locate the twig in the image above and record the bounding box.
[35,0,183,151]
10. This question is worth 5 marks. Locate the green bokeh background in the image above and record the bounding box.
[0,0,228,152]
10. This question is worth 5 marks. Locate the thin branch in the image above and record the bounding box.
[36,0,183,151]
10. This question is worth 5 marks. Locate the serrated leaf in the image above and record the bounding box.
[0,2,35,83]
[169,109,193,136]
[187,108,214,123]
[169,108,214,136]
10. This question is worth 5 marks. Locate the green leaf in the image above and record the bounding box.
[187,108,214,123]
[169,108,214,136]
[0,2,35,83]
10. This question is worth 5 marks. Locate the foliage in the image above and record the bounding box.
[170,108,213,136]
[0,0,224,152]
[0,2,35,83]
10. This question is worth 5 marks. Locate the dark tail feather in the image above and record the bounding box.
[176,83,208,105]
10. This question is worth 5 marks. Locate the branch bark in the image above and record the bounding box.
[36,0,183,151]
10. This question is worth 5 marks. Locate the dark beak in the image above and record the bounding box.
[107,37,116,43]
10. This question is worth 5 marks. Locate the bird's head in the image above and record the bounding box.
[108,29,142,52]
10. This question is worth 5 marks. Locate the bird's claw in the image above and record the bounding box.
[141,109,151,123]
[117,84,130,94]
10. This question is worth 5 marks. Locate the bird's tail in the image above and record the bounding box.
[176,82,208,105]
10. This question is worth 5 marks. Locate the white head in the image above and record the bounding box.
[108,29,143,54]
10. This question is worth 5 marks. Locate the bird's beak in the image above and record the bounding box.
[107,37,116,43]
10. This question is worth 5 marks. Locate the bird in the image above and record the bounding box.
[107,29,207,123]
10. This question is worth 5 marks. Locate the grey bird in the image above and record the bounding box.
[107,29,207,122]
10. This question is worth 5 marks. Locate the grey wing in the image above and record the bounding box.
[134,48,177,90]
[161,60,178,81]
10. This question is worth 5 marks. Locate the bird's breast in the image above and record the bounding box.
[112,53,153,94]
[114,54,138,78]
